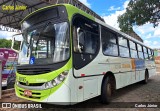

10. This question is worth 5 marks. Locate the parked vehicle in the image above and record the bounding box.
[0,48,18,89]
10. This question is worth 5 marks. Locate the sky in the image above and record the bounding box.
[0,0,159,49]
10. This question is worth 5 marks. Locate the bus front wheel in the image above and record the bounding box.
[101,77,112,104]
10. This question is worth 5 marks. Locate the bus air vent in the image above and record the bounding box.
[17,68,51,75]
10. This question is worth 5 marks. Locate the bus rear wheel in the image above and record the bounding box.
[101,77,112,104]
[143,70,149,84]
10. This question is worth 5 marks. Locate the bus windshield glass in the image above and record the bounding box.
[20,22,69,65]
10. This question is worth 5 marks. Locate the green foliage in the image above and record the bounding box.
[118,0,160,32]
[13,41,21,50]
[0,39,12,48]
[0,39,20,50]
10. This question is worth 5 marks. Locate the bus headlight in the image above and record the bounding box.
[43,70,69,89]
[51,80,57,86]
[45,82,49,89]
[58,75,65,81]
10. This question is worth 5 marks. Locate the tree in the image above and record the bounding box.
[0,39,12,48]
[0,39,20,50]
[118,0,160,32]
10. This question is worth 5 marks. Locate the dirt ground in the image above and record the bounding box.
[0,65,160,111]
[156,64,160,73]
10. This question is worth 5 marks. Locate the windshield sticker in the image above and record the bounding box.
[30,57,35,64]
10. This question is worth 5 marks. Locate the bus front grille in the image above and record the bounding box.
[17,68,51,75]
[19,82,44,86]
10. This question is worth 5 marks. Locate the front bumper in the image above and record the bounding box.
[15,81,71,104]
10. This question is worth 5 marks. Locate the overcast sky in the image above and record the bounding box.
[0,0,159,49]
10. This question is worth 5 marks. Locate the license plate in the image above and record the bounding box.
[24,90,32,96]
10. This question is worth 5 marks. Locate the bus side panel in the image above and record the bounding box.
[63,69,78,103]
[149,68,156,77]
[83,78,98,100]
[139,70,145,81]
[115,72,134,89]
[115,74,123,89]
[46,83,71,104]
[77,78,84,102]
[145,60,156,77]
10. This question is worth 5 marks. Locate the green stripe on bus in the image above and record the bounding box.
[65,4,95,22]
[15,58,72,101]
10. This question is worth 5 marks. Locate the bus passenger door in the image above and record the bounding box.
[72,16,100,101]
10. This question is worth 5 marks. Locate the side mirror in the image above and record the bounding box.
[11,33,23,52]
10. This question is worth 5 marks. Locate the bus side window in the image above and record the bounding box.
[73,16,99,55]
[72,15,100,69]
[137,44,144,59]
[102,27,118,56]
[118,36,129,58]
[143,46,149,60]
[129,41,138,58]
[148,49,154,60]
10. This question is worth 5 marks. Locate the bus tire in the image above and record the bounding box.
[143,70,149,84]
[2,86,7,90]
[101,77,112,104]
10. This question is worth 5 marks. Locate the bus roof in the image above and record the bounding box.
[20,4,152,50]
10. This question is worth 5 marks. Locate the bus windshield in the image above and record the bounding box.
[19,22,69,65]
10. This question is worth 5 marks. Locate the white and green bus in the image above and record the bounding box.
[15,3,156,105]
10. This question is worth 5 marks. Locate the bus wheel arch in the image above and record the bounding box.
[100,72,116,104]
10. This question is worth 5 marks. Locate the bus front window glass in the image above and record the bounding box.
[20,22,69,64]
[53,22,69,62]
